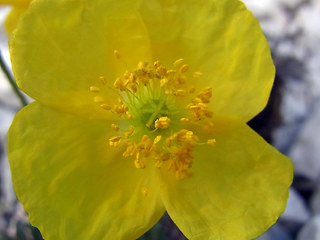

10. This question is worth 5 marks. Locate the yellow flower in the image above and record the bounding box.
[7,0,293,239]
[0,0,31,35]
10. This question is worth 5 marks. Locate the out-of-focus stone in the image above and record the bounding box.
[310,185,320,214]
[295,3,320,98]
[281,188,311,224]
[289,101,320,180]
[0,108,15,137]
[279,0,304,9]
[255,223,293,240]
[297,216,320,240]
[280,77,311,124]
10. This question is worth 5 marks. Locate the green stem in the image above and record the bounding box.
[0,51,27,107]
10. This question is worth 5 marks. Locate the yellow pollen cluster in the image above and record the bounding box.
[155,117,171,129]
[89,50,217,180]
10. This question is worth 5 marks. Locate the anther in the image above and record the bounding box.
[126,111,133,119]
[90,86,100,93]
[124,126,135,139]
[180,118,189,123]
[166,136,174,147]
[114,50,121,59]
[114,104,128,114]
[193,72,203,78]
[160,78,168,87]
[114,78,126,91]
[179,64,189,73]
[198,87,213,103]
[109,136,122,147]
[173,58,184,67]
[167,70,176,75]
[153,135,162,144]
[207,139,216,146]
[155,160,163,168]
[189,87,196,93]
[175,89,186,97]
[135,159,145,169]
[154,61,160,68]
[94,96,105,103]
[111,124,120,132]
[99,76,107,85]
[100,104,111,110]
[141,187,149,197]
[141,187,148,196]
[177,76,186,84]
[155,117,171,129]
[138,61,148,69]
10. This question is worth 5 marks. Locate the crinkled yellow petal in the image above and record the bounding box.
[139,0,275,122]
[160,116,293,240]
[10,0,151,119]
[4,6,27,35]
[7,102,165,240]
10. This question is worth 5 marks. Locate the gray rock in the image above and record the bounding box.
[289,101,320,180]
[0,108,15,137]
[310,185,320,215]
[279,0,304,9]
[297,216,320,240]
[280,77,311,125]
[255,223,292,240]
[281,188,311,224]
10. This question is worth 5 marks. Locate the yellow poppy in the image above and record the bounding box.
[0,0,30,35]
[7,0,293,239]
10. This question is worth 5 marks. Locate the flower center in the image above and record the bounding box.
[89,50,216,180]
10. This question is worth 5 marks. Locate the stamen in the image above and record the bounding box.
[94,96,105,103]
[174,89,187,97]
[155,117,171,129]
[198,87,213,103]
[180,118,189,123]
[114,103,128,114]
[126,111,133,120]
[154,60,160,68]
[189,87,196,93]
[135,152,145,169]
[111,124,120,132]
[173,58,184,67]
[193,72,203,78]
[179,64,189,73]
[114,78,126,91]
[160,78,168,87]
[114,50,121,59]
[100,104,111,110]
[167,69,176,75]
[155,160,163,168]
[141,187,148,196]
[207,139,217,146]
[109,136,122,147]
[124,126,135,139]
[90,86,100,93]
[99,76,107,85]
[90,53,216,180]
[166,135,176,147]
[153,135,162,144]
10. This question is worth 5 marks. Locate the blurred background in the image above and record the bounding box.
[0,0,320,239]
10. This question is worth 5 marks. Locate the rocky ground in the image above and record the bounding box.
[0,0,320,239]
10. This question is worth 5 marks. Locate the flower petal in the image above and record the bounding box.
[7,102,164,240]
[4,6,27,35]
[160,116,293,240]
[0,0,29,6]
[10,0,151,119]
[138,0,275,122]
